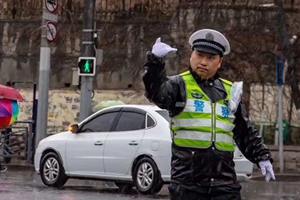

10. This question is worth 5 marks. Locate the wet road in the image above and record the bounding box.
[1,168,300,200]
[242,175,300,200]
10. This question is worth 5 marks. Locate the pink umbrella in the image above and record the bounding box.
[0,99,20,129]
[0,84,24,102]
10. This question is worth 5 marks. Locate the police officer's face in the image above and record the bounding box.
[190,51,222,79]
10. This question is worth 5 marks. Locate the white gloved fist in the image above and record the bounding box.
[151,37,177,58]
[259,160,276,182]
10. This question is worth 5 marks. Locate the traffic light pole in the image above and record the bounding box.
[36,0,51,146]
[276,56,285,173]
[79,0,96,121]
[278,84,284,173]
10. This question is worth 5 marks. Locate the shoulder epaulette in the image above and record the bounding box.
[219,78,232,86]
[180,71,190,76]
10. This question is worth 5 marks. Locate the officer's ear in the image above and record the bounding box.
[217,56,223,69]
[219,55,223,63]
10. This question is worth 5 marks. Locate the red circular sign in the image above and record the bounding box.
[46,22,57,42]
[45,0,58,13]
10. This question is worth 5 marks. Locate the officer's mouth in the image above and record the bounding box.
[197,66,208,73]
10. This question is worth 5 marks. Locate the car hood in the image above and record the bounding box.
[38,131,70,145]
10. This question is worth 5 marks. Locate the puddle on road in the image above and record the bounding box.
[251,174,300,182]
[241,175,300,200]
[2,169,300,200]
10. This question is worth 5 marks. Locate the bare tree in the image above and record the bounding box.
[274,0,300,121]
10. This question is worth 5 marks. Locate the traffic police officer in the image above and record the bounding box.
[143,29,275,200]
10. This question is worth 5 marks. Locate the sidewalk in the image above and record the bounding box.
[5,160,34,170]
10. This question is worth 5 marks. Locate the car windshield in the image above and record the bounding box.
[155,110,170,122]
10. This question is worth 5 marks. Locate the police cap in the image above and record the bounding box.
[188,29,230,56]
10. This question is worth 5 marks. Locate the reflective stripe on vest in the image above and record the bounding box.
[171,71,238,152]
[175,131,234,144]
[172,118,234,132]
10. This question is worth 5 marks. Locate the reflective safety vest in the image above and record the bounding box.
[171,71,238,152]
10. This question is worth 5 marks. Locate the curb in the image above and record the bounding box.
[250,173,300,182]
[6,163,34,170]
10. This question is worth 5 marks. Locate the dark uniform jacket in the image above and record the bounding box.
[143,53,272,189]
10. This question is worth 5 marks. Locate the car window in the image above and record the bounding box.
[114,111,145,131]
[80,111,119,132]
[146,114,155,128]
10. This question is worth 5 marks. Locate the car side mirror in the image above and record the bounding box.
[68,124,79,133]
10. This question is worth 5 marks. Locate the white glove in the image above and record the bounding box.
[151,37,177,58]
[259,160,276,182]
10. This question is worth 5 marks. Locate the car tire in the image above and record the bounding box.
[40,152,68,188]
[133,157,163,194]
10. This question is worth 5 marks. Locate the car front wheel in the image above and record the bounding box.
[133,157,163,194]
[40,152,68,188]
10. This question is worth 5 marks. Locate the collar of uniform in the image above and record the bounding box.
[188,67,227,100]
[188,67,219,84]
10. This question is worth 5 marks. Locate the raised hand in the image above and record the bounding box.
[151,37,177,58]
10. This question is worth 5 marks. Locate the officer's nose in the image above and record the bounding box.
[199,57,209,66]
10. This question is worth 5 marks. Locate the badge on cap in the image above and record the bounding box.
[188,29,231,56]
[205,32,214,41]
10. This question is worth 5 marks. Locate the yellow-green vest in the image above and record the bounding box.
[171,71,237,152]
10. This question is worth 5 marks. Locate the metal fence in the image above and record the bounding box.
[255,122,300,145]
[0,121,34,164]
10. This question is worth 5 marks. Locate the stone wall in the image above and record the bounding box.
[16,85,300,135]
[15,87,300,171]
[14,87,300,171]
[249,84,300,145]
[269,145,300,172]
[1,0,300,141]
[1,0,300,92]
[18,89,148,133]
[249,84,300,125]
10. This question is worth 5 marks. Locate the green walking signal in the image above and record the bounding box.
[84,60,91,73]
[78,57,96,76]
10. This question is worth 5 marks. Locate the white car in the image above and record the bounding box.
[34,105,253,194]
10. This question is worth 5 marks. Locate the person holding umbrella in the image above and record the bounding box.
[0,128,8,173]
[0,83,23,172]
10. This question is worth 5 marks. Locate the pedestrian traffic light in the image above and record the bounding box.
[78,57,96,76]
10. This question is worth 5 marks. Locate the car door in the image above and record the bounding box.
[103,107,146,176]
[234,147,253,180]
[65,109,120,176]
